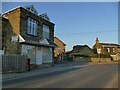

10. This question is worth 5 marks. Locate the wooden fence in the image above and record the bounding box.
[2,55,27,73]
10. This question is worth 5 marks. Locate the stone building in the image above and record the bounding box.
[2,16,18,55]
[2,5,56,65]
[66,45,94,61]
[93,37,120,61]
[54,37,66,62]
[72,45,94,55]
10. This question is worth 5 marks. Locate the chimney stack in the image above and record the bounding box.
[96,37,99,44]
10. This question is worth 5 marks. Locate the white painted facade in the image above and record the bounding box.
[36,47,42,65]
[21,44,52,65]
[42,47,52,63]
[39,38,49,44]
[0,50,4,55]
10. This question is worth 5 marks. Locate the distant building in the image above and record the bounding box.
[2,5,57,65]
[54,37,66,62]
[72,45,94,55]
[93,37,120,61]
[66,45,94,61]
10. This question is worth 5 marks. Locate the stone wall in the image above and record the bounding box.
[73,57,91,62]
[2,17,19,54]
[91,58,111,63]
[73,56,112,63]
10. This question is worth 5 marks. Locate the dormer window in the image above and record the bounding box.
[24,5,38,15]
[40,13,50,21]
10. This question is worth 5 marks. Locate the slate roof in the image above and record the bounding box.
[20,35,58,47]
[100,43,120,47]
[47,39,58,47]
[72,45,93,53]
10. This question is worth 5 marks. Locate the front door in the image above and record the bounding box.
[36,47,42,65]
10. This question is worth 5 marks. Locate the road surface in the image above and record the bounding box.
[3,63,119,88]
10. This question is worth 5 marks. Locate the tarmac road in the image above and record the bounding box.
[3,63,119,88]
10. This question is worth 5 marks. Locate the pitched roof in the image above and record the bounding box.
[47,39,58,47]
[2,5,38,16]
[54,37,66,46]
[39,13,50,21]
[72,45,93,53]
[100,43,120,47]
[24,5,38,14]
[2,6,21,15]
[65,51,72,54]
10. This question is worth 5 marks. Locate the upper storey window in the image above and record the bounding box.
[43,24,50,39]
[27,17,38,36]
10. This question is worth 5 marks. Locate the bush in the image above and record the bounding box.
[89,54,99,57]
[74,54,90,57]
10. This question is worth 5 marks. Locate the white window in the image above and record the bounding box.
[43,24,50,39]
[27,17,38,36]
[107,48,110,52]
[11,36,18,42]
[97,49,101,54]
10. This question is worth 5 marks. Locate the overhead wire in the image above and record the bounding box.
[55,30,118,36]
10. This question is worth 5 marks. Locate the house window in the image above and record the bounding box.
[21,45,36,64]
[97,49,101,54]
[43,24,49,39]
[27,17,38,36]
[107,48,110,52]
[11,36,18,42]
[113,48,115,52]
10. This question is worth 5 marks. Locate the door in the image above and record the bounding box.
[42,47,52,63]
[36,47,42,65]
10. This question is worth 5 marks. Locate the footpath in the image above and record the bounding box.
[2,62,104,82]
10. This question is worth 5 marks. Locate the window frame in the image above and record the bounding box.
[107,48,110,52]
[27,17,38,36]
[42,24,50,39]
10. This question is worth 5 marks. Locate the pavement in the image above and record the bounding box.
[2,61,94,82]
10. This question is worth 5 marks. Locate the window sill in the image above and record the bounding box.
[26,33,38,37]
